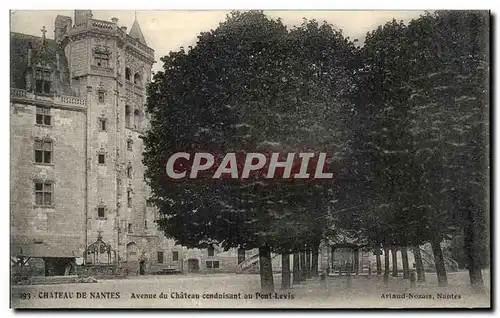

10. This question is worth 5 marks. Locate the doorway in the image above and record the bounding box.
[187,259,199,273]
[139,260,145,275]
[126,242,139,275]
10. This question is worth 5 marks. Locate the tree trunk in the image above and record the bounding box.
[375,247,382,275]
[354,249,359,275]
[468,264,485,292]
[281,253,291,289]
[299,252,307,281]
[311,242,319,277]
[259,245,274,292]
[64,262,71,276]
[383,247,390,284]
[464,206,485,291]
[412,246,426,282]
[391,247,398,277]
[431,239,448,287]
[43,258,50,276]
[331,248,335,274]
[305,248,312,278]
[292,253,300,285]
[401,246,410,279]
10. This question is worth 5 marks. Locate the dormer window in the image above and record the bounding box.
[35,69,51,95]
[93,45,111,68]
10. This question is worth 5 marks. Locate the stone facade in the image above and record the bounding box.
[10,10,253,276]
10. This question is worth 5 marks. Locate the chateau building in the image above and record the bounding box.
[10,10,249,276]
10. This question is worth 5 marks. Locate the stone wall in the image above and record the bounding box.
[10,101,86,258]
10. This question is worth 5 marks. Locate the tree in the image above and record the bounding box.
[346,11,489,289]
[405,10,489,289]
[143,11,358,292]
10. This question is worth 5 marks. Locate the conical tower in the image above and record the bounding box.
[129,12,147,45]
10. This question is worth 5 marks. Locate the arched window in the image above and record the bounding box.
[125,67,131,81]
[134,109,140,129]
[133,73,142,86]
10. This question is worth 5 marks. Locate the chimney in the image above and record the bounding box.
[121,26,127,33]
[26,42,33,92]
[111,17,118,24]
[27,42,32,66]
[74,10,93,27]
[54,15,72,43]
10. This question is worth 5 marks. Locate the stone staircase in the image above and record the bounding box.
[235,254,259,273]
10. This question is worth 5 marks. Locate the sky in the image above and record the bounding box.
[10,10,426,73]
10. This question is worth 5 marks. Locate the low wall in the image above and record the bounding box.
[13,275,99,285]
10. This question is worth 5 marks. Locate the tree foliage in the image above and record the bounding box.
[143,10,489,289]
[143,11,358,254]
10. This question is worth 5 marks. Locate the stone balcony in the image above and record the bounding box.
[10,88,87,109]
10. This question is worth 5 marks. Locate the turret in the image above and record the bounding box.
[129,15,147,45]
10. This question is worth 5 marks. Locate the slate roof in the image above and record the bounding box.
[10,32,71,95]
[129,18,147,45]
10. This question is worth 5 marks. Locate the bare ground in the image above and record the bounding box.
[11,270,490,309]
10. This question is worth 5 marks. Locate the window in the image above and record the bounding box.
[35,182,53,206]
[98,154,105,164]
[98,90,105,103]
[172,251,179,261]
[93,46,110,68]
[99,118,107,131]
[127,166,132,178]
[157,251,164,264]
[35,69,51,94]
[36,107,51,126]
[125,67,131,81]
[127,139,133,151]
[238,248,246,264]
[34,139,52,164]
[206,261,219,269]
[127,190,132,208]
[134,73,142,85]
[95,55,109,68]
[144,220,147,229]
[134,109,140,129]
[97,207,105,218]
[128,223,133,233]
[125,105,131,127]
[208,246,214,257]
